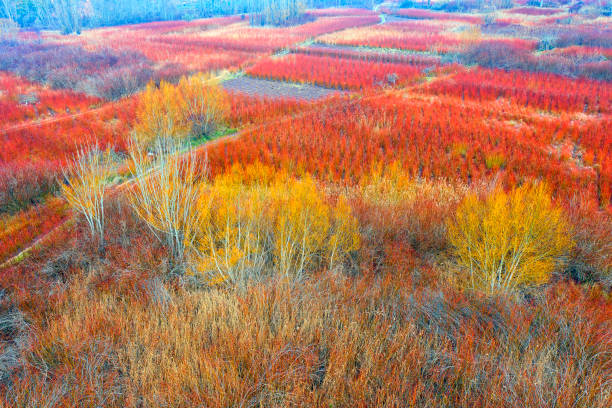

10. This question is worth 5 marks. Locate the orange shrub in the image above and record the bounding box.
[132,74,229,149]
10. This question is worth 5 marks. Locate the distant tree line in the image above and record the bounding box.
[0,0,375,33]
[1,0,82,32]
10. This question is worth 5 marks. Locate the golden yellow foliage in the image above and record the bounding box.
[194,164,360,284]
[178,73,230,137]
[448,183,573,293]
[194,176,268,284]
[132,80,189,148]
[132,74,229,149]
[327,195,360,270]
[460,25,482,44]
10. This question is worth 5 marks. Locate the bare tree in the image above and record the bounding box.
[33,0,84,33]
[128,137,205,273]
[0,12,18,40]
[61,145,114,254]
[0,0,16,21]
[12,1,375,30]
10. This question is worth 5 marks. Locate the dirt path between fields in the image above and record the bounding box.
[0,100,133,135]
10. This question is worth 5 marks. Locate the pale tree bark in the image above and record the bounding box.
[61,145,114,256]
[32,0,83,33]
[0,0,15,21]
[128,137,205,274]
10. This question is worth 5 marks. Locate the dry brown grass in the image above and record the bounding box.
[2,262,609,407]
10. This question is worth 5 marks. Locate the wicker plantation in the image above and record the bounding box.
[0,1,610,407]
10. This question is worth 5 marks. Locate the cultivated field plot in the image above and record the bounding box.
[205,89,611,204]
[318,19,489,53]
[0,73,101,128]
[1,2,612,407]
[223,76,341,100]
[247,53,433,90]
[295,42,444,65]
[419,67,612,113]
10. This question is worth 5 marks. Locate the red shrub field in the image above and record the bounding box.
[204,91,610,206]
[294,43,443,65]
[304,8,378,17]
[0,40,186,100]
[376,19,454,33]
[67,16,258,71]
[0,198,69,263]
[549,23,612,49]
[1,99,136,165]
[421,68,612,113]
[149,15,381,53]
[0,73,101,127]
[320,29,466,52]
[226,91,325,127]
[318,22,538,53]
[547,45,612,60]
[103,40,257,72]
[118,15,244,34]
[34,15,380,75]
[0,97,137,213]
[0,3,611,407]
[247,54,430,89]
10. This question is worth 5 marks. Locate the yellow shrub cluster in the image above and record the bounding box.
[194,164,360,284]
[448,183,573,293]
[132,73,229,149]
